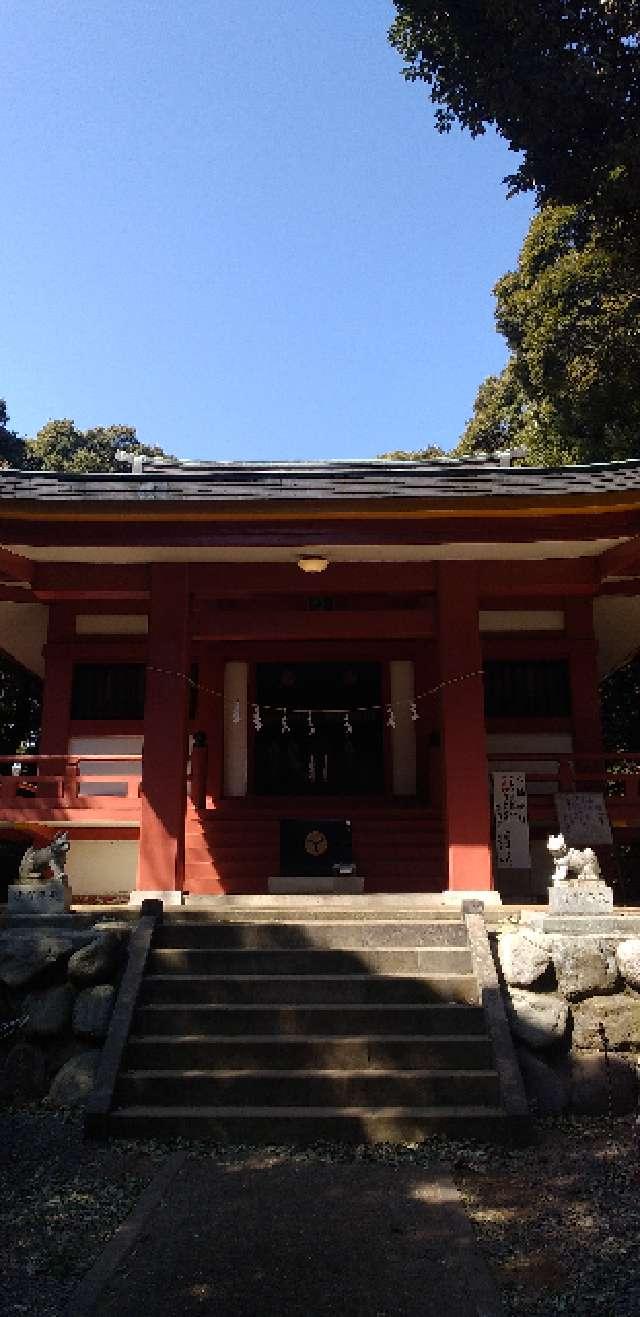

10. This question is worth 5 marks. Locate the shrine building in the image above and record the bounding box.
[2,455,640,905]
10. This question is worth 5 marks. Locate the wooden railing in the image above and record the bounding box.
[0,755,143,804]
[487,751,640,821]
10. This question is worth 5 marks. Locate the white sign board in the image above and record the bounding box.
[492,772,531,869]
[554,792,613,847]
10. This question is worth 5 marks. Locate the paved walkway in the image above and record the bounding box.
[70,1152,502,1317]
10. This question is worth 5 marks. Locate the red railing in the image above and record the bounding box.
[487,751,640,820]
[0,755,143,804]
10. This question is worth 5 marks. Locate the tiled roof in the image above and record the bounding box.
[3,458,640,503]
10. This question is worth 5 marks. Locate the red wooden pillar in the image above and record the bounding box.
[137,565,190,893]
[39,607,75,754]
[565,599,603,756]
[437,563,492,890]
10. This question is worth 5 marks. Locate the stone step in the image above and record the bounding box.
[169,906,471,923]
[146,947,472,976]
[103,1104,513,1143]
[154,921,468,949]
[124,1033,494,1071]
[139,973,479,1006]
[115,1067,501,1108]
[132,1003,486,1037]
[178,895,495,913]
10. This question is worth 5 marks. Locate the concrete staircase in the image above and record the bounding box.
[103,908,523,1142]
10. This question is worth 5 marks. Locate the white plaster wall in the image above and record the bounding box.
[223,661,248,797]
[479,609,564,632]
[389,660,417,795]
[66,839,138,895]
[68,735,143,796]
[75,614,148,634]
[0,602,48,676]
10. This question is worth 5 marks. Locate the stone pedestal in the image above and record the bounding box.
[548,880,613,915]
[7,878,72,918]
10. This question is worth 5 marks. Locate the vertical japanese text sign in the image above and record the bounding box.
[492,772,531,869]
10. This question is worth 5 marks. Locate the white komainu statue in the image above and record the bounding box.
[18,831,70,883]
[547,833,602,886]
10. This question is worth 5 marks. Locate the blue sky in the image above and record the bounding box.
[1,1,534,460]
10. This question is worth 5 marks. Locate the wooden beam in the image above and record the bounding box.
[189,562,436,596]
[0,585,34,603]
[599,579,640,596]
[599,537,640,580]
[191,605,435,642]
[4,508,639,548]
[32,563,149,601]
[0,546,33,584]
[478,558,597,597]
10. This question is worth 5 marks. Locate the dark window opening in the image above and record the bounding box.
[71,664,145,720]
[254,661,384,796]
[484,660,571,719]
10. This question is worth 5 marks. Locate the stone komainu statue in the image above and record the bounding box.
[18,831,70,883]
[547,833,601,885]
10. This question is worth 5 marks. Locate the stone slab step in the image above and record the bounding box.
[132,1003,486,1037]
[179,895,499,912]
[153,921,469,950]
[167,908,467,924]
[115,1067,501,1107]
[147,948,472,976]
[139,973,479,1006]
[125,1033,494,1071]
[103,1104,515,1143]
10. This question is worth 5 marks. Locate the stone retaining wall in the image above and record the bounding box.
[0,919,131,1107]
[495,921,640,1115]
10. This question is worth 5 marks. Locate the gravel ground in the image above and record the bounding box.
[1,1109,639,1317]
[0,1106,163,1317]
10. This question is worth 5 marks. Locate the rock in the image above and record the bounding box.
[516,1046,569,1114]
[569,1050,637,1115]
[552,936,619,1000]
[26,984,75,1037]
[72,984,115,1039]
[505,988,570,1050]
[498,929,551,987]
[47,1050,100,1108]
[67,932,122,985]
[616,939,640,990]
[0,930,71,987]
[1,1041,47,1099]
[571,993,640,1050]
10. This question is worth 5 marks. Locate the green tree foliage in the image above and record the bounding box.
[0,406,173,756]
[457,205,640,464]
[455,364,529,458]
[0,400,25,468]
[25,419,172,473]
[0,657,41,757]
[389,2,640,247]
[378,444,445,460]
[601,658,640,752]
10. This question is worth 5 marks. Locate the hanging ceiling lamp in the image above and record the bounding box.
[297,556,329,574]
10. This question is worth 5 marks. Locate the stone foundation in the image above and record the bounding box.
[496,916,640,1116]
[0,918,130,1107]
